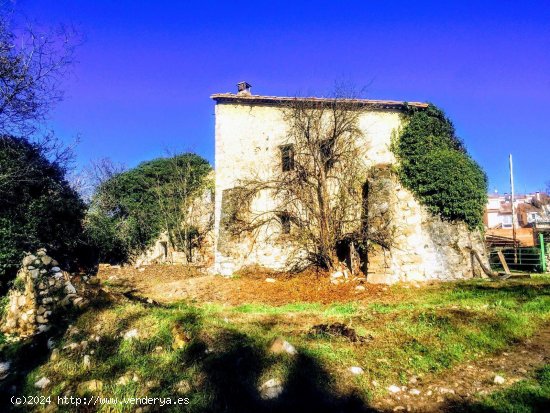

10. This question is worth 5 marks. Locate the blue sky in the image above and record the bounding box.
[14,0,550,193]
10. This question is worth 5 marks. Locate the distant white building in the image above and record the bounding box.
[484,192,550,229]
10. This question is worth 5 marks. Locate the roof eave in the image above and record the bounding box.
[210,93,429,110]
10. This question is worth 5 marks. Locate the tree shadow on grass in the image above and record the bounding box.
[0,313,74,409]
[0,293,142,411]
[188,329,375,413]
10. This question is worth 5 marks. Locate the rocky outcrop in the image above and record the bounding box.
[2,249,90,338]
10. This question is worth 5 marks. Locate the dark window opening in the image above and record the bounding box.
[160,241,168,259]
[279,212,291,234]
[280,144,295,172]
[319,138,336,170]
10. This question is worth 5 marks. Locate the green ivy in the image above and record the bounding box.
[392,105,487,229]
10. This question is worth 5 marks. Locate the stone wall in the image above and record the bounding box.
[213,101,403,276]
[365,175,487,283]
[2,249,89,338]
[135,178,215,268]
[212,96,490,282]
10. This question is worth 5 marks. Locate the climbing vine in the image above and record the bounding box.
[392,105,487,230]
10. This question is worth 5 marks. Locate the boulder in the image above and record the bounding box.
[77,380,103,395]
[269,337,297,355]
[35,377,51,390]
[41,256,52,266]
[36,315,48,324]
[494,375,505,385]
[64,282,77,295]
[0,361,11,380]
[123,329,139,341]
[22,255,36,267]
[259,379,284,400]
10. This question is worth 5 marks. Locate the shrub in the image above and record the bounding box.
[85,153,212,263]
[393,105,487,229]
[0,135,86,289]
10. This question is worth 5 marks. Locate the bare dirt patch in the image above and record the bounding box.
[97,264,396,305]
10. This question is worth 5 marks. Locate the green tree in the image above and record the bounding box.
[0,135,85,289]
[85,153,212,263]
[393,105,487,229]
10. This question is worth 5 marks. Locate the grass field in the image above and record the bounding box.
[1,275,550,412]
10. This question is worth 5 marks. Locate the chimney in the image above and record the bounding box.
[237,81,252,96]
[536,191,541,201]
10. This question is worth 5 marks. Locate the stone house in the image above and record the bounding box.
[211,82,487,283]
[135,171,215,267]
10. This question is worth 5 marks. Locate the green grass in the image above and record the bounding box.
[2,276,550,412]
[463,365,550,412]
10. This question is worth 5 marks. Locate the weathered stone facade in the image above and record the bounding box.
[211,85,488,283]
[135,174,215,268]
[367,176,487,283]
[2,249,89,338]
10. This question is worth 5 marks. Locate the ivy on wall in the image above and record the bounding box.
[392,105,488,230]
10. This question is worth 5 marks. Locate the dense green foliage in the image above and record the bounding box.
[85,153,212,263]
[0,135,85,288]
[393,105,488,229]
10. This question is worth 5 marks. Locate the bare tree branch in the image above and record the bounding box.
[224,85,388,272]
[0,9,80,137]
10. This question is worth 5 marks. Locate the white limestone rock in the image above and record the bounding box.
[35,377,51,389]
[259,378,284,400]
[123,329,139,340]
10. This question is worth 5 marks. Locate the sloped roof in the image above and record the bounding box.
[517,203,541,214]
[499,202,513,214]
[211,93,429,110]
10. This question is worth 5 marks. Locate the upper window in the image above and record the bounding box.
[319,138,336,170]
[280,144,294,172]
[279,212,291,234]
[502,215,513,228]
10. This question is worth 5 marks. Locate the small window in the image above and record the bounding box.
[319,138,336,170]
[160,241,168,259]
[279,212,291,234]
[502,215,512,228]
[280,144,294,172]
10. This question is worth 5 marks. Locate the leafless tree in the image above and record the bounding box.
[0,7,78,137]
[70,157,126,201]
[229,87,372,272]
[153,153,214,262]
[0,5,80,195]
